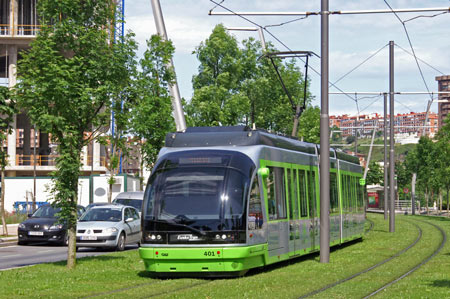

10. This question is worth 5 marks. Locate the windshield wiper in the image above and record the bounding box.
[150,219,206,236]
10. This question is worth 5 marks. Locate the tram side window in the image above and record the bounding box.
[266,166,287,220]
[298,169,308,218]
[358,183,365,211]
[289,169,299,220]
[248,177,263,230]
[350,176,357,212]
[330,172,339,214]
[307,171,317,218]
[342,175,349,213]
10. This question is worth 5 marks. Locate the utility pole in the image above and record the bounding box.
[150,0,187,132]
[319,0,330,263]
[389,41,395,233]
[383,93,388,220]
[33,125,37,213]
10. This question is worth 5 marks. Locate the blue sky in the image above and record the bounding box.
[125,0,450,117]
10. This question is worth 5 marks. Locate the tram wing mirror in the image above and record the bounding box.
[257,167,270,178]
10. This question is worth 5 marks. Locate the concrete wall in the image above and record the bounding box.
[3,174,141,213]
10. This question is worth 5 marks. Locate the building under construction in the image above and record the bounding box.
[1,0,108,179]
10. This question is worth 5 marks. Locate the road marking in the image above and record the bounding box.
[38,250,58,253]
[0,254,20,258]
[0,245,19,250]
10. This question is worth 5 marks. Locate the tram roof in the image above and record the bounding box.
[165,126,360,165]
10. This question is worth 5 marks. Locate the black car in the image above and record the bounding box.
[18,204,85,245]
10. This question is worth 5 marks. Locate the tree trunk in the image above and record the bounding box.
[108,177,113,203]
[426,191,429,216]
[439,191,443,215]
[67,206,77,269]
[447,188,449,218]
[1,168,8,236]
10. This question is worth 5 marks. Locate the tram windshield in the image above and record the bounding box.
[143,150,255,233]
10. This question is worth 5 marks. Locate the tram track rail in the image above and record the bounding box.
[298,218,446,299]
[298,219,422,299]
[362,219,447,298]
[80,278,212,299]
[364,218,375,234]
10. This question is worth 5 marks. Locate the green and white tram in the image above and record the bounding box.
[139,126,365,276]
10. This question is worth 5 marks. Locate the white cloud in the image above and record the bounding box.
[124,0,450,115]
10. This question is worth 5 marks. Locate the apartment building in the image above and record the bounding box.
[436,75,450,128]
[1,0,107,177]
[331,111,438,138]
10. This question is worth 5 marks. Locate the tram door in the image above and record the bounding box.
[307,170,319,250]
[288,168,300,257]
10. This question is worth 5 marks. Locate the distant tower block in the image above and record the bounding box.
[436,75,450,128]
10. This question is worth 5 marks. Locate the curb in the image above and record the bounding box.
[0,238,18,247]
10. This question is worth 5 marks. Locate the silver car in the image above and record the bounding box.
[76,204,141,251]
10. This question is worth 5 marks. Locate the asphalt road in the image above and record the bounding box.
[0,242,138,270]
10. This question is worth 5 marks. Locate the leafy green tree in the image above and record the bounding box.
[330,125,342,143]
[129,35,175,171]
[187,24,311,135]
[297,106,320,143]
[395,160,412,200]
[366,161,384,186]
[406,136,436,215]
[435,115,450,216]
[346,135,356,144]
[14,0,136,268]
[0,87,16,236]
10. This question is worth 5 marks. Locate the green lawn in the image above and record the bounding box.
[0,214,448,298]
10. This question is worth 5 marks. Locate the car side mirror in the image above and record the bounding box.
[125,217,134,223]
[27,214,33,218]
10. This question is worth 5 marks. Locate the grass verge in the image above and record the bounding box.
[0,214,448,298]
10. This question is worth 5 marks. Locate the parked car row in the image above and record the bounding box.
[17,191,144,251]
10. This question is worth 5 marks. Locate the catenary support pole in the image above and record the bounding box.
[319,0,330,263]
[150,0,186,131]
[383,93,388,220]
[411,173,416,215]
[389,41,395,233]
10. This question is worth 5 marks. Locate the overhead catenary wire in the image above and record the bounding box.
[383,0,433,102]
[331,43,389,87]
[395,44,445,76]
[208,0,357,103]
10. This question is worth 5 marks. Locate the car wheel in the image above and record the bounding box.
[59,233,68,246]
[116,232,125,251]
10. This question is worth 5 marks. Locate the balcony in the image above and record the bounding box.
[0,23,41,36]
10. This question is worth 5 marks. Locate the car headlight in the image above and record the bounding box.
[105,227,118,234]
[19,223,25,229]
[49,224,64,231]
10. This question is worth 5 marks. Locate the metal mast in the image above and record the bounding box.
[151,0,187,132]
[112,0,125,174]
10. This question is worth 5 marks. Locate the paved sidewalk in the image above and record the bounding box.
[0,224,18,246]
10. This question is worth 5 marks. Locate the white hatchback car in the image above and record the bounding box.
[76,204,141,251]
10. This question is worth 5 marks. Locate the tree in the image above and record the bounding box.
[366,161,383,186]
[297,106,320,143]
[435,115,450,216]
[14,1,136,268]
[0,87,16,236]
[129,35,175,171]
[406,136,436,215]
[186,24,311,135]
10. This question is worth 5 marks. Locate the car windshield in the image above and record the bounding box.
[32,205,61,218]
[114,198,142,211]
[79,208,122,222]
